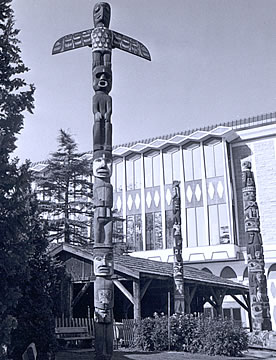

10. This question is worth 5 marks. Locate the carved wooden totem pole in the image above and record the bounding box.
[52,3,150,359]
[242,161,272,331]
[172,181,185,313]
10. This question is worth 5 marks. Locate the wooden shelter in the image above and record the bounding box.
[49,244,250,324]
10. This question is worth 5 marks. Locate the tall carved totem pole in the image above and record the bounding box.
[242,161,272,331]
[172,181,185,313]
[52,3,150,359]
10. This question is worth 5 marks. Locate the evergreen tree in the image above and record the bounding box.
[0,0,34,357]
[33,129,93,245]
[10,197,66,360]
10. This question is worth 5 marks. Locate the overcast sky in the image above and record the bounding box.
[12,0,276,162]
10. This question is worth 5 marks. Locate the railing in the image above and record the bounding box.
[122,319,136,347]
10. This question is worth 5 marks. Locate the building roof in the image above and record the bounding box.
[113,111,276,150]
[31,111,276,169]
[49,243,248,294]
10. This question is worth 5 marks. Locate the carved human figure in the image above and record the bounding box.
[244,201,259,219]
[93,66,112,152]
[93,245,114,276]
[92,2,112,68]
[94,179,113,244]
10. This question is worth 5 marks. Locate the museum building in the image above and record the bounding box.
[110,112,276,329]
[31,111,276,329]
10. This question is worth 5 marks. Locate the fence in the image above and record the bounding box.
[122,319,136,347]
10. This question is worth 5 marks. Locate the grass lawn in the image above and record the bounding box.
[56,349,265,360]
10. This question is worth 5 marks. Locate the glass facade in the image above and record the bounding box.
[145,212,163,250]
[113,139,232,252]
[126,214,143,251]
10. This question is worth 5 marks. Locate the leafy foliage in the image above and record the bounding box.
[133,313,248,357]
[33,129,93,245]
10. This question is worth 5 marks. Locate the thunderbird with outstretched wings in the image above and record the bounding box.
[52,28,151,61]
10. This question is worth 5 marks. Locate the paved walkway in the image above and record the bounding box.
[56,348,276,360]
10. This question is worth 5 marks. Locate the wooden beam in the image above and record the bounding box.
[113,279,134,304]
[242,293,250,307]
[204,295,216,309]
[231,294,248,312]
[141,279,152,300]
[72,282,91,309]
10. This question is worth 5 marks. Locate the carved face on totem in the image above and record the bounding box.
[93,151,112,178]
[93,246,113,276]
[93,66,112,93]
[243,190,256,202]
[173,224,181,236]
[93,2,111,28]
[241,161,251,172]
[174,262,183,277]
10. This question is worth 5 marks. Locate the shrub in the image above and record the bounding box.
[133,313,248,357]
[133,313,168,351]
[202,317,248,357]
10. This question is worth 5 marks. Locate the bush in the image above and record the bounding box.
[133,313,168,351]
[133,313,248,357]
[202,316,248,357]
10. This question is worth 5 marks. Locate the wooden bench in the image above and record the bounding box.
[55,326,94,348]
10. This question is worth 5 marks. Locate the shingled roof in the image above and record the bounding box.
[49,243,248,293]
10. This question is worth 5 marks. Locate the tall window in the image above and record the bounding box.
[163,149,181,185]
[126,156,141,190]
[134,157,141,189]
[153,154,160,186]
[126,159,134,190]
[115,161,124,192]
[144,156,153,188]
[146,212,163,250]
[144,153,160,188]
[208,203,229,245]
[204,140,224,178]
[186,206,207,247]
[183,144,202,181]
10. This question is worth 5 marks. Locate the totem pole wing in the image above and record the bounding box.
[52,29,93,55]
[112,31,151,61]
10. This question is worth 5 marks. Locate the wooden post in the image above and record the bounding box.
[168,292,171,351]
[133,280,141,321]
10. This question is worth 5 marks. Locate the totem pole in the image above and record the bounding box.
[242,161,272,331]
[172,181,185,313]
[52,3,150,359]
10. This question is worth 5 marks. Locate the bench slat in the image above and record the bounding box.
[55,327,88,334]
